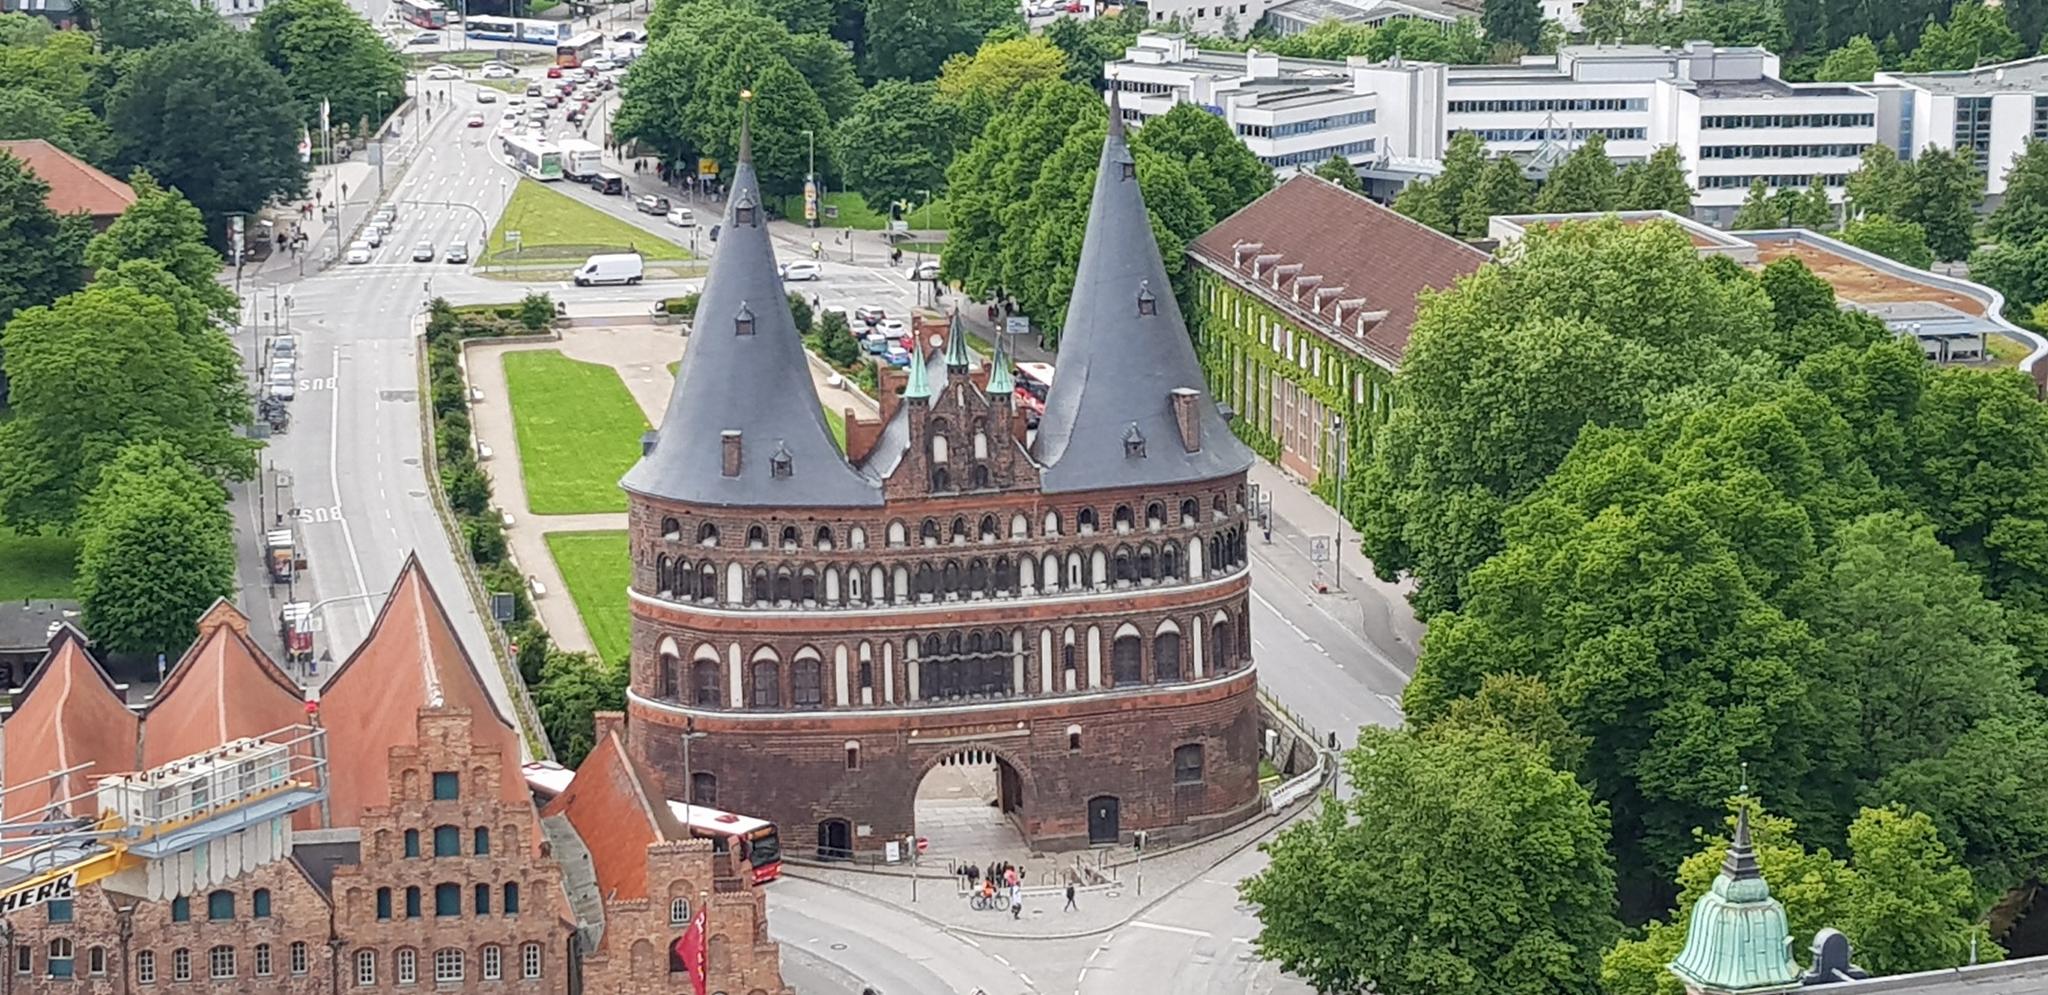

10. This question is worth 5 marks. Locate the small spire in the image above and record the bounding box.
[986,325,1014,397]
[738,89,754,164]
[1107,87,1126,142]
[1722,800,1762,882]
[904,342,932,401]
[945,310,971,372]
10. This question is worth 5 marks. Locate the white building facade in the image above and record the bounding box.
[1867,57,2048,201]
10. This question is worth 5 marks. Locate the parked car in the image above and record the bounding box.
[412,240,435,262]
[780,260,822,281]
[877,318,906,337]
[884,343,911,367]
[586,57,614,72]
[426,64,460,80]
[665,207,694,227]
[633,194,670,215]
[345,241,372,264]
[372,205,397,226]
[590,172,624,195]
[855,305,886,326]
[508,94,525,107]
[466,113,485,127]
[445,241,470,264]
[863,335,889,355]
[407,32,438,45]
[475,89,497,103]
[363,226,384,248]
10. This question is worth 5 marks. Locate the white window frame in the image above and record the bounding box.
[521,942,541,980]
[482,945,502,981]
[669,898,690,926]
[209,945,236,980]
[396,947,417,985]
[136,951,155,985]
[172,948,191,982]
[355,950,376,987]
[290,942,309,976]
[255,943,272,977]
[434,948,464,983]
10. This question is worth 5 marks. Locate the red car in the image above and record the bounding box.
[546,66,563,78]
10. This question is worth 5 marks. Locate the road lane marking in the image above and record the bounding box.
[1251,589,1322,654]
[992,953,1010,967]
[328,344,373,629]
[1129,920,1211,938]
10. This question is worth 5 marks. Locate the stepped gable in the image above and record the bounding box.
[316,555,528,826]
[142,599,308,768]
[1032,92,1253,493]
[1,627,138,820]
[622,97,881,508]
[541,728,682,913]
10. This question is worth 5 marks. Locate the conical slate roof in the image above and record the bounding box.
[622,100,880,508]
[1032,93,1252,493]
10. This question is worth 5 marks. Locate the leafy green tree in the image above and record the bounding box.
[531,649,629,767]
[1128,101,1272,223]
[1577,0,1667,42]
[1241,724,1618,995]
[1602,802,1994,995]
[0,90,114,166]
[1905,1,2023,72]
[1731,177,1783,228]
[105,37,305,230]
[74,441,234,656]
[1845,144,1914,219]
[1440,673,1591,772]
[1482,0,1543,48]
[1668,0,1789,51]
[1987,138,2048,247]
[781,30,863,120]
[815,309,861,366]
[1312,154,1363,192]
[79,0,221,49]
[1840,214,1934,268]
[1534,132,1619,213]
[86,171,236,310]
[94,259,249,429]
[1459,154,1532,236]
[0,149,88,332]
[1394,130,1486,236]
[1619,144,1693,214]
[1815,34,1882,81]
[251,0,407,139]
[862,0,1018,81]
[1967,237,2048,316]
[753,0,833,34]
[1879,715,2048,893]
[1043,9,1143,87]
[936,35,1067,136]
[0,284,259,530]
[940,79,1099,305]
[1793,177,1835,229]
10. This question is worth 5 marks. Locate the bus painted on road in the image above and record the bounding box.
[394,0,447,29]
[521,762,783,885]
[503,133,563,181]
[555,30,602,67]
[464,15,570,45]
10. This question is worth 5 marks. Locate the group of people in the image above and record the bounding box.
[960,861,1027,919]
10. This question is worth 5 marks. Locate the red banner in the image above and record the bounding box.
[673,905,708,995]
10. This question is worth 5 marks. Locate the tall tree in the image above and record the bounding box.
[936,35,1067,137]
[1845,145,1914,219]
[532,649,629,767]
[73,440,235,656]
[86,171,236,310]
[1535,133,1619,213]
[1840,214,1934,268]
[1394,130,1487,236]
[1793,177,1835,229]
[1879,715,2048,892]
[940,79,1099,305]
[1815,34,1882,81]
[1481,0,1543,49]
[1577,0,1667,42]
[1731,177,1782,228]
[1905,1,2023,72]
[1903,147,1983,262]
[0,150,89,333]
[1620,144,1693,214]
[0,284,259,530]
[1459,154,1533,236]
[1987,138,2048,247]
[79,0,220,50]
[862,0,1019,81]
[1128,101,1273,223]
[1043,9,1143,88]
[105,37,305,230]
[1242,724,1618,995]
[1312,154,1363,192]
[1668,0,1789,51]
[830,80,957,213]
[251,0,407,138]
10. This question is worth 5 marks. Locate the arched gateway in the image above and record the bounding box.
[615,95,1264,855]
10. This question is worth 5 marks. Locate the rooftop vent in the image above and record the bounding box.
[1137,282,1157,316]
[1170,387,1201,454]
[720,431,742,477]
[734,189,757,226]
[734,302,755,336]
[1123,423,1146,459]
[770,442,793,479]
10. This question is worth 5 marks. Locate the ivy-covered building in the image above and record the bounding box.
[1185,174,1486,496]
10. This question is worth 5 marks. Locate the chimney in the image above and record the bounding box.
[721,431,742,477]
[1170,388,1202,453]
[640,430,659,456]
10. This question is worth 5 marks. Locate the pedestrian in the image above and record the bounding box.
[1010,890,1022,920]
[1004,865,1018,890]
[1065,882,1077,911]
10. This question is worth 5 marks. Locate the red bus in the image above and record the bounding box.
[555,30,602,67]
[395,0,447,29]
[522,762,783,884]
[1014,361,1054,425]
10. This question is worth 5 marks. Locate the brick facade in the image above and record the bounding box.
[577,842,787,995]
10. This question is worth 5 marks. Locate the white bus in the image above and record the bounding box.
[464,15,569,45]
[555,138,603,181]
[503,133,563,181]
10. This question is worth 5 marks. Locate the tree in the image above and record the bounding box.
[0,284,259,530]
[1619,144,1693,214]
[1312,154,1363,192]
[1987,138,2048,247]
[1879,715,2048,892]
[1128,102,1272,223]
[105,37,305,230]
[1845,145,1914,220]
[831,82,959,214]
[1459,154,1533,236]
[1043,9,1143,87]
[86,171,236,309]
[1241,724,1617,995]
[1534,133,1619,213]
[1481,0,1543,49]
[73,441,234,656]
[251,0,407,139]
[0,90,114,166]
[531,649,629,767]
[1815,34,1882,81]
[1577,0,1667,42]
[1793,177,1835,229]
[1905,1,2023,72]
[0,150,89,332]
[1669,0,1788,51]
[79,0,220,49]
[1730,177,1782,229]
[936,35,1067,136]
[1395,130,1487,236]
[940,79,1099,304]
[1840,214,1934,268]
[815,309,861,366]
[1966,237,2048,317]
[1602,802,1994,995]
[863,0,1018,81]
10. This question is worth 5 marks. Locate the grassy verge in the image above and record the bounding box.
[483,179,691,265]
[774,191,951,230]
[0,526,78,600]
[502,350,648,514]
[821,403,846,449]
[544,529,631,665]
[1988,333,2033,366]
[476,77,526,93]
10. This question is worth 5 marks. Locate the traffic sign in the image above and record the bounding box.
[1309,536,1330,563]
[1005,316,1029,337]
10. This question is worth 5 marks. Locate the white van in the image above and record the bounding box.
[574,252,644,286]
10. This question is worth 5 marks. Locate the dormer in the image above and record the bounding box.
[1232,240,1264,267]
[1271,262,1302,290]
[1313,285,1346,313]
[1251,253,1283,278]
[1293,274,1322,301]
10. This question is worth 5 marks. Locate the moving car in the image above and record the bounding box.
[445,241,470,264]
[345,241,372,264]
[612,28,640,41]
[508,94,525,107]
[543,93,561,108]
[855,305,886,326]
[565,107,584,124]
[586,57,614,72]
[363,226,384,248]
[780,260,822,281]
[633,194,670,215]
[574,252,643,286]
[589,172,624,195]
[481,64,517,79]
[905,260,941,281]
[546,66,563,78]
[466,113,485,127]
[664,207,694,227]
[373,205,397,226]
[412,240,436,262]
[526,82,543,96]
[426,64,460,80]
[408,32,438,45]
[475,89,497,103]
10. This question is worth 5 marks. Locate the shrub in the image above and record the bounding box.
[519,293,555,331]
[663,292,701,317]
[443,460,491,516]
[787,292,814,334]
[464,515,507,564]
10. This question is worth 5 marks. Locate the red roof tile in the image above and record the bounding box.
[0,140,136,219]
[141,601,318,830]
[315,555,528,826]
[1187,173,1488,365]
[2,628,139,820]
[541,729,680,916]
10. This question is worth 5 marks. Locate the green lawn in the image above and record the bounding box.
[502,350,649,514]
[483,179,691,264]
[1988,333,2033,366]
[476,77,525,93]
[0,526,77,600]
[774,191,951,231]
[545,530,631,665]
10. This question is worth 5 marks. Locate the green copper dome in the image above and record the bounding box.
[1668,806,1804,994]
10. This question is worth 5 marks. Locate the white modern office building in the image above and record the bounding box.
[1866,57,2048,201]
[1109,33,1881,224]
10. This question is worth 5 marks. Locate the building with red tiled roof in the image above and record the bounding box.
[0,626,139,820]
[1185,173,1488,480]
[142,600,309,768]
[0,139,135,229]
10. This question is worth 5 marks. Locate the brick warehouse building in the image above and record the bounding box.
[0,559,789,995]
[619,99,1265,857]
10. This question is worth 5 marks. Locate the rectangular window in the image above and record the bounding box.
[172,949,190,982]
[1175,743,1205,784]
[406,887,422,918]
[432,772,459,800]
[291,943,309,976]
[255,944,272,977]
[170,897,189,922]
[89,947,105,976]
[504,883,520,914]
[356,951,376,987]
[435,949,464,983]
[208,891,234,920]
[47,942,71,979]
[209,946,235,980]
[376,888,392,921]
[473,827,491,855]
[521,944,541,980]
[436,883,461,917]
[404,830,420,858]
[46,900,72,923]
[434,825,460,857]
[136,952,155,985]
[15,945,29,974]
[475,884,491,914]
[397,948,417,985]
[482,946,502,981]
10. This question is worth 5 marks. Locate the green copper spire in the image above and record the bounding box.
[904,336,932,401]
[944,310,972,373]
[986,325,1014,397]
[1668,804,1803,994]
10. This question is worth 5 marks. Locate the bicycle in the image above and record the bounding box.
[968,892,1003,911]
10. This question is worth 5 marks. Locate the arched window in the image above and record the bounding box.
[972,464,990,488]
[1214,493,1227,516]
[750,566,770,604]
[1146,502,1164,528]
[798,568,817,603]
[1212,618,1234,673]
[1180,497,1199,525]
[1162,543,1180,579]
[1077,507,1098,532]
[750,658,781,708]
[406,886,422,918]
[1114,505,1134,531]
[254,943,271,978]
[950,516,968,542]
[697,521,719,546]
[888,520,907,546]
[1044,511,1061,536]
[475,884,491,915]
[656,554,672,594]
[47,939,72,980]
[1137,543,1156,580]
[1112,633,1143,685]
[979,515,998,541]
[697,562,716,601]
[942,560,962,593]
[1011,514,1029,538]
[691,772,717,806]
[992,556,1011,594]
[207,890,235,921]
[1154,630,1182,682]
[209,945,236,980]
[670,899,691,926]
[791,657,823,709]
[814,525,834,549]
[376,887,392,920]
[930,431,949,464]
[858,654,873,690]
[932,467,951,491]
[661,517,681,539]
[434,948,465,984]
[692,660,721,706]
[780,525,800,550]
[253,889,271,918]
[481,945,501,981]
[1114,546,1133,583]
[920,519,940,545]
[355,949,376,986]
[658,650,681,699]
[395,947,417,985]
[746,524,767,549]
[915,563,936,597]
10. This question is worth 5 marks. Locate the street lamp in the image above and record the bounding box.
[802,128,817,229]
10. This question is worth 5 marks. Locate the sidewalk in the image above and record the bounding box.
[235,160,376,287]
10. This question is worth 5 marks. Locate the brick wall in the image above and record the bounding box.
[579,840,791,995]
